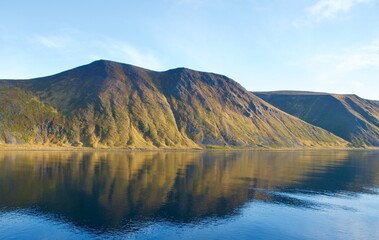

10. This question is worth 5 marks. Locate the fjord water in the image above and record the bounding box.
[0,151,378,239]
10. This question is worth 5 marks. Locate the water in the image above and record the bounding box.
[0,150,378,239]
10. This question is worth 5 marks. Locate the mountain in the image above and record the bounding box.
[255,91,379,147]
[0,60,346,149]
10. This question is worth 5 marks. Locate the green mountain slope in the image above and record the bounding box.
[254,91,379,147]
[0,84,66,144]
[0,60,346,148]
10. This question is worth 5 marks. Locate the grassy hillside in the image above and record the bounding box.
[0,83,67,145]
[255,91,379,147]
[0,60,347,148]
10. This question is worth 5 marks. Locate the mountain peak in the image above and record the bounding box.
[0,61,352,148]
[86,59,129,70]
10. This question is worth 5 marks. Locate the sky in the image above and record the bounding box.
[0,0,379,100]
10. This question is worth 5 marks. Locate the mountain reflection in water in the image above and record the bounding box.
[0,150,378,236]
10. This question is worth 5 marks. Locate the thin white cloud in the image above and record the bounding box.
[307,39,379,99]
[34,35,73,49]
[307,0,371,20]
[99,40,163,70]
[32,33,163,70]
[313,40,379,71]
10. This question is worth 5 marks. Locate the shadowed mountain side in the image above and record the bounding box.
[0,60,346,148]
[254,91,379,147]
[154,69,346,147]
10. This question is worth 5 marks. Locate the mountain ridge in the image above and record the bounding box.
[0,60,349,148]
[255,91,379,147]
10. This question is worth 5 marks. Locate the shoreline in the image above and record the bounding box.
[0,144,378,152]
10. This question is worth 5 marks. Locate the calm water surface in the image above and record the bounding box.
[0,150,378,239]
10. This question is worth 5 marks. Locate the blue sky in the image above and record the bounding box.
[1,0,378,99]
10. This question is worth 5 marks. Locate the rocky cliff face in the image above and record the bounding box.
[0,60,346,148]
